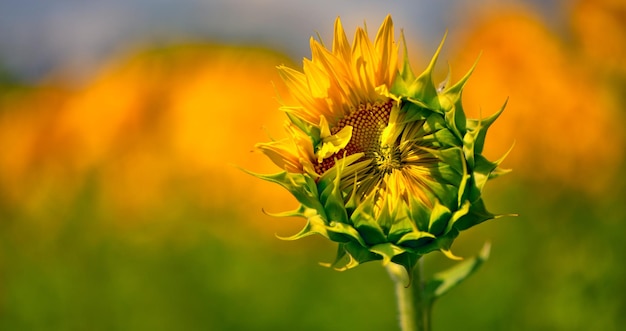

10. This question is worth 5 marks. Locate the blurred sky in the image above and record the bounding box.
[0,0,560,83]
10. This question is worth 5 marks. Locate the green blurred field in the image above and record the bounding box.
[1,1,626,329]
[1,170,625,330]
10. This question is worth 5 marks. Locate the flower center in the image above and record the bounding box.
[314,100,393,174]
[374,144,403,175]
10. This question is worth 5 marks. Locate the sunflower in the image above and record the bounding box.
[253,15,509,274]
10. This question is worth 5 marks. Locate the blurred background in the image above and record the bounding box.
[1,0,625,330]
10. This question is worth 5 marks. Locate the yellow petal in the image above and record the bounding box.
[374,14,398,86]
[256,140,303,173]
[351,28,377,97]
[332,17,351,62]
[316,125,353,163]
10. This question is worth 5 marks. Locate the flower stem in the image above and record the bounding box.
[387,259,432,331]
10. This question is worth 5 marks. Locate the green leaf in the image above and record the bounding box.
[424,242,491,300]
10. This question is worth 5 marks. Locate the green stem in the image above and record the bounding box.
[387,259,432,331]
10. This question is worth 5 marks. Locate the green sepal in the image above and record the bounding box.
[421,177,459,211]
[320,243,349,269]
[398,31,416,83]
[391,33,446,111]
[444,200,471,235]
[318,160,349,224]
[410,34,446,110]
[422,171,459,202]
[432,227,459,254]
[370,242,407,265]
[457,171,470,209]
[390,252,420,281]
[376,197,394,235]
[397,230,436,249]
[421,128,459,148]
[438,55,478,112]
[398,228,459,258]
[407,194,431,232]
[321,188,349,224]
[344,174,361,215]
[489,143,515,180]
[276,214,329,241]
[245,170,327,221]
[343,241,383,268]
[421,110,449,134]
[403,97,433,112]
[321,243,367,271]
[326,242,411,272]
[326,221,367,246]
[462,129,476,169]
[350,193,387,245]
[424,242,490,301]
[386,204,414,243]
[462,99,508,175]
[438,58,479,137]
[443,102,466,142]
[470,154,499,202]
[428,145,470,210]
[428,200,452,236]
[261,204,309,219]
[427,147,465,179]
[453,198,495,232]
[465,98,508,155]
[390,31,416,97]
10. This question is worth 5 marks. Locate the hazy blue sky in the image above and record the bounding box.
[0,0,558,82]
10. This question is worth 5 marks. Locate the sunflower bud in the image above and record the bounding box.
[251,15,509,274]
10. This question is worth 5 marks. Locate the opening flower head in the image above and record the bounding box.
[252,15,509,274]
